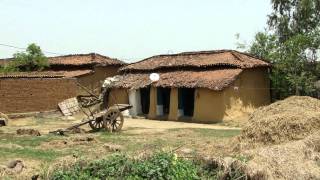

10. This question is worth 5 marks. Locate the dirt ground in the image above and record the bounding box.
[0,113,241,179]
[5,115,239,134]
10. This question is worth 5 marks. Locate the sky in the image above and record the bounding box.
[0,0,272,62]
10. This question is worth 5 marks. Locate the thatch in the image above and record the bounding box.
[48,53,125,66]
[121,50,270,72]
[112,69,242,90]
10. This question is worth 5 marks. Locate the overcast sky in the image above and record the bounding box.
[0,0,271,62]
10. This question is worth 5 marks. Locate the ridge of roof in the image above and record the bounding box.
[48,53,125,65]
[47,53,116,61]
[1,53,126,66]
[120,49,270,72]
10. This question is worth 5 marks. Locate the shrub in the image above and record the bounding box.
[50,152,200,180]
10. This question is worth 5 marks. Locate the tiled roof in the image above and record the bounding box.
[48,53,125,66]
[112,69,243,90]
[42,70,94,78]
[0,70,93,78]
[121,50,270,72]
[0,53,126,67]
[0,72,64,78]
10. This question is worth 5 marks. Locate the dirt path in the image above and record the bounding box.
[123,118,240,134]
[5,115,240,135]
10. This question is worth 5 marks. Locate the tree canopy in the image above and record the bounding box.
[243,0,320,100]
[1,43,49,72]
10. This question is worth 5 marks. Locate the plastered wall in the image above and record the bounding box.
[193,68,270,123]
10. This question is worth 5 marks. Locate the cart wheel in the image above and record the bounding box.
[88,116,104,131]
[103,108,124,132]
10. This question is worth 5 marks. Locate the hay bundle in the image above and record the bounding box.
[239,96,320,144]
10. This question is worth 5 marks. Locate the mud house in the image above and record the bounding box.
[0,53,125,114]
[1,53,125,93]
[47,53,125,93]
[110,50,271,123]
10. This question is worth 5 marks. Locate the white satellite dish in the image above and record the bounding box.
[149,73,160,82]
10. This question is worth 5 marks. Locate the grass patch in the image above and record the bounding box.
[0,134,61,147]
[97,132,133,143]
[0,147,61,161]
[193,128,241,138]
[168,128,241,138]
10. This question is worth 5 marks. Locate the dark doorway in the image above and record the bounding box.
[140,87,150,114]
[178,88,195,117]
[157,87,171,115]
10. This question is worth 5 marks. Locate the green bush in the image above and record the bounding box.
[50,152,200,180]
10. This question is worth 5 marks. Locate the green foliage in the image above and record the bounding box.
[0,43,49,72]
[268,0,320,42]
[50,152,201,180]
[241,0,320,100]
[249,32,278,61]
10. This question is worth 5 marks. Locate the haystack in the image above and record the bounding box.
[239,96,320,144]
[244,131,320,179]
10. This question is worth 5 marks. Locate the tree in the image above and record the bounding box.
[1,43,49,72]
[245,0,320,100]
[268,0,320,42]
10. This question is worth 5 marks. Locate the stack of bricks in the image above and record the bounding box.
[0,78,78,114]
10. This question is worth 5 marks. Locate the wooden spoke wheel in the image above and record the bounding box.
[103,108,124,132]
[88,116,104,131]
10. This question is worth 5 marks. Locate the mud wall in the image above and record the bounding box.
[0,78,77,114]
[77,66,120,95]
[107,88,129,107]
[193,68,270,123]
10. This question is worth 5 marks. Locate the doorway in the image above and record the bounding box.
[178,88,195,117]
[140,87,150,115]
[157,87,171,116]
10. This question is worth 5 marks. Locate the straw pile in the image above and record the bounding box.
[239,96,320,144]
[244,131,320,179]
[230,96,320,179]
